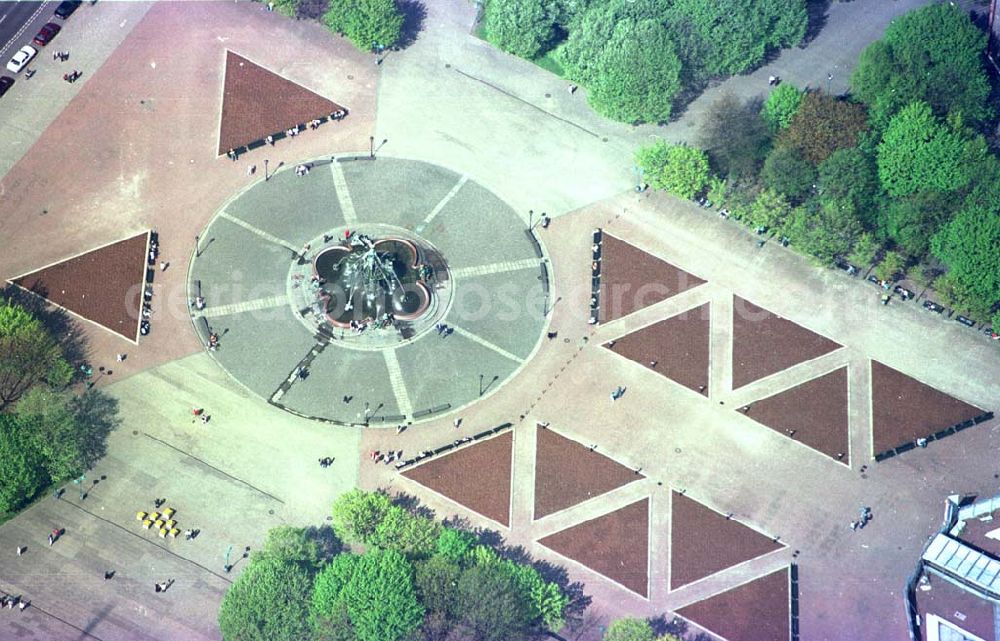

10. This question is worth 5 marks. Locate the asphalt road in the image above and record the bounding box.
[0,2,47,60]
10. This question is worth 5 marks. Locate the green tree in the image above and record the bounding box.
[847,232,880,268]
[762,83,804,131]
[876,101,986,198]
[699,93,772,179]
[455,563,533,641]
[603,617,655,641]
[663,0,807,77]
[315,549,424,641]
[219,556,314,641]
[587,19,681,124]
[851,3,992,129]
[14,388,84,481]
[817,147,882,228]
[331,489,392,544]
[748,188,792,232]
[931,205,1000,318]
[370,504,441,559]
[761,147,815,202]
[784,198,863,264]
[873,250,906,282]
[0,414,47,513]
[324,0,404,51]
[482,0,555,59]
[435,528,476,563]
[777,92,868,165]
[877,190,957,259]
[636,141,710,199]
[259,525,340,570]
[0,301,73,410]
[557,0,669,87]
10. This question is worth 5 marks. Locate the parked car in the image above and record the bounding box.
[33,22,62,46]
[0,76,13,98]
[6,45,37,74]
[54,0,81,19]
[922,300,945,314]
[956,315,976,328]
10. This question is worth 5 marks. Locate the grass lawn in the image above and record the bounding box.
[533,50,565,77]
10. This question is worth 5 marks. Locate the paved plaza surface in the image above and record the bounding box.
[0,1,998,640]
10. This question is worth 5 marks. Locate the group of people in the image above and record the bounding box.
[369,450,403,464]
[849,506,873,531]
[318,457,334,467]
[61,70,82,83]
[294,163,311,176]
[51,50,69,61]
[0,595,28,612]
[434,323,453,337]
[208,331,220,351]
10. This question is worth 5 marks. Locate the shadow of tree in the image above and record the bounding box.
[296,0,328,20]
[649,614,689,637]
[304,524,343,562]
[1,284,89,370]
[70,390,121,468]
[801,0,831,48]
[395,0,427,50]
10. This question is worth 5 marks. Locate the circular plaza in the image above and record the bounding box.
[188,156,550,426]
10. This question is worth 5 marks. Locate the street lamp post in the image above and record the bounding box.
[370,136,375,159]
[528,209,534,231]
[264,158,269,182]
[827,73,832,94]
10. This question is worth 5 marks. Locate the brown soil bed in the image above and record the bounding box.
[744,367,849,464]
[871,360,985,454]
[12,232,148,340]
[605,303,710,393]
[598,233,705,323]
[538,498,649,596]
[677,567,790,641]
[219,51,343,154]
[670,491,783,590]
[403,431,512,526]
[732,297,841,389]
[534,426,641,520]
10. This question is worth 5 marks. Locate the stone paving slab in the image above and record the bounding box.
[278,345,400,423]
[395,328,521,416]
[449,267,547,360]
[339,156,462,230]
[203,308,315,401]
[189,218,295,309]
[224,163,344,248]
[422,178,539,269]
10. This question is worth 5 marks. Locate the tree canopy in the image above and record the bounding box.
[762,146,815,202]
[324,0,404,51]
[931,206,1000,319]
[636,141,710,199]
[0,414,47,513]
[663,0,807,77]
[586,19,682,124]
[876,101,986,198]
[762,83,804,131]
[777,92,868,165]
[0,301,73,410]
[699,94,771,179]
[219,556,314,641]
[482,0,554,59]
[851,3,992,129]
[817,147,882,228]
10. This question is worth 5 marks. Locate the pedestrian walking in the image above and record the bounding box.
[47,533,54,546]
[16,546,25,556]
[104,570,114,580]
[159,261,168,272]
[116,353,126,362]
[18,600,28,612]
[453,418,462,429]
[247,164,255,176]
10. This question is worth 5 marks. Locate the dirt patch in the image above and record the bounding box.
[677,567,791,641]
[605,303,710,394]
[538,498,649,596]
[219,50,344,154]
[534,426,641,520]
[732,297,841,389]
[871,360,985,454]
[744,367,849,464]
[670,491,783,590]
[598,233,706,323]
[403,431,512,526]
[12,232,148,340]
